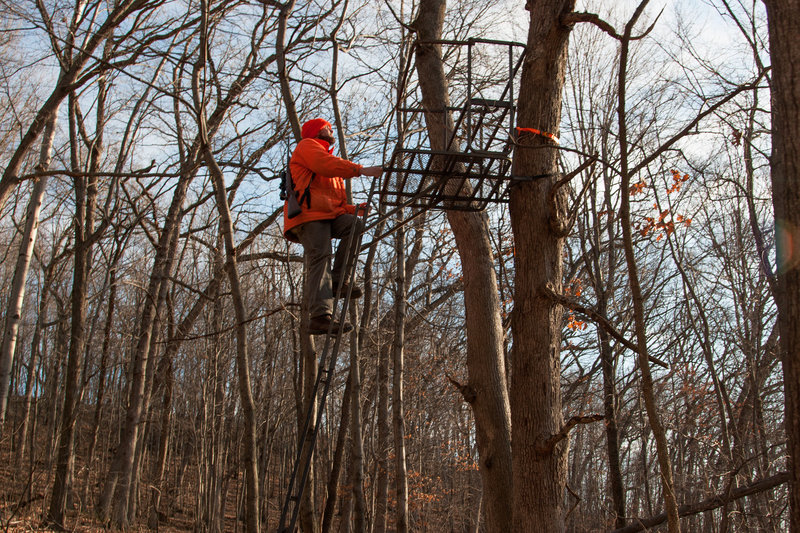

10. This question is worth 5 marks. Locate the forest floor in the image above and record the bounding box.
[0,402,204,532]
[0,450,198,532]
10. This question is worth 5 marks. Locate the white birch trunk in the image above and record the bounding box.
[0,110,58,435]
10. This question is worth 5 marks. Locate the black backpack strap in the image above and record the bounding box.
[297,172,315,208]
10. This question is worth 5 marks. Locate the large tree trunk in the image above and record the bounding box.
[411,2,513,531]
[373,338,391,533]
[295,290,319,533]
[763,0,800,529]
[509,1,575,530]
[347,305,367,532]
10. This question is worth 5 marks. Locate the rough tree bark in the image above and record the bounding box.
[763,0,800,529]
[509,0,574,530]
[411,2,513,531]
[373,334,391,533]
[347,305,367,532]
[392,218,409,533]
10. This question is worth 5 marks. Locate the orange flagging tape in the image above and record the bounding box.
[516,126,560,144]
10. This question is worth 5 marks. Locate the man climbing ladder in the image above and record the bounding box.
[282,118,383,335]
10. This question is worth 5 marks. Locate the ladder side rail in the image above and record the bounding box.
[463,44,525,151]
[474,51,526,155]
[277,338,336,530]
[464,49,525,155]
[282,299,353,532]
[393,42,418,120]
[416,39,527,156]
[278,266,357,532]
[496,50,526,148]
[508,44,516,138]
[278,258,361,526]
[467,40,473,151]
[277,310,340,529]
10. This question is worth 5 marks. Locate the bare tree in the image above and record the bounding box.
[763,0,800,529]
[0,0,161,212]
[0,116,57,436]
[412,1,513,531]
[47,88,103,527]
[194,0,261,523]
[509,0,577,529]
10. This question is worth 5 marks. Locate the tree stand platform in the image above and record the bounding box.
[379,147,514,211]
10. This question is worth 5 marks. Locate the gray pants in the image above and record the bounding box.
[294,214,364,318]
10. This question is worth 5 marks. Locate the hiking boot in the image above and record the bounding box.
[308,314,353,335]
[334,280,362,299]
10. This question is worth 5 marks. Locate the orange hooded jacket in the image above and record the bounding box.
[283,137,363,242]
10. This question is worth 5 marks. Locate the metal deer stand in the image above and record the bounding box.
[278,37,531,533]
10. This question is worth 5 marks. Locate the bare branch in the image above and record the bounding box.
[551,154,598,194]
[549,155,598,237]
[384,0,416,33]
[238,251,303,263]
[536,414,605,455]
[561,12,623,40]
[610,472,790,533]
[542,283,669,369]
[445,373,476,404]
